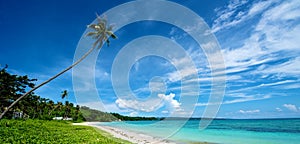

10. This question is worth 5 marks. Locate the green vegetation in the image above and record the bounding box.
[0,66,158,122]
[80,106,118,122]
[81,106,158,121]
[111,113,158,121]
[0,119,131,144]
[0,66,85,121]
[0,66,155,143]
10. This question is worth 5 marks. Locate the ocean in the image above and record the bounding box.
[99,118,300,144]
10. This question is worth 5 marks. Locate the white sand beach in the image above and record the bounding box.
[73,122,177,144]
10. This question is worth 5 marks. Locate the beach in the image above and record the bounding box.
[73,122,177,144]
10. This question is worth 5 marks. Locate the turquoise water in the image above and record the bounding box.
[99,119,300,144]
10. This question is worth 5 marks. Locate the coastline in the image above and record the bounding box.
[73,122,177,144]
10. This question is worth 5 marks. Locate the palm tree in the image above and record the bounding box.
[64,101,70,119]
[61,90,69,119]
[48,102,62,117]
[0,14,117,119]
[61,90,68,100]
[47,100,54,116]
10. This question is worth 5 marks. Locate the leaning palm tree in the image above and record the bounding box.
[0,14,117,119]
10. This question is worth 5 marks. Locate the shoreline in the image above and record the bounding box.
[73,122,178,144]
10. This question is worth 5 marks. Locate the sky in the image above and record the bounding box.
[0,0,300,119]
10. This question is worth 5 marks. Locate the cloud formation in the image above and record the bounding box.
[212,0,300,96]
[196,95,270,106]
[238,109,260,114]
[276,107,282,112]
[115,98,162,112]
[283,104,298,112]
[212,0,274,32]
[158,93,182,112]
[115,93,182,113]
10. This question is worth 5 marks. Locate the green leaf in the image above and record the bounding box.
[106,31,117,39]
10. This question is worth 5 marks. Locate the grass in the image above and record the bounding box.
[0,119,132,144]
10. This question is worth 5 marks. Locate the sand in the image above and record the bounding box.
[73,122,178,144]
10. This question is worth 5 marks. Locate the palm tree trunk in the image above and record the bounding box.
[0,46,97,119]
[48,103,61,116]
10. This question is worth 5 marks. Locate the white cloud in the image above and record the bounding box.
[258,80,296,87]
[115,98,163,112]
[249,0,300,76]
[259,0,300,22]
[196,95,271,106]
[283,104,298,112]
[212,0,247,32]
[254,1,300,53]
[221,44,277,70]
[164,46,210,83]
[276,107,282,112]
[225,95,270,104]
[212,0,275,32]
[161,110,169,114]
[228,0,248,9]
[258,57,300,77]
[103,72,109,76]
[169,27,177,35]
[158,93,182,112]
[212,0,300,85]
[129,111,138,117]
[229,79,297,93]
[133,61,140,71]
[248,0,274,16]
[78,101,131,113]
[115,93,182,113]
[132,77,167,96]
[167,67,198,82]
[281,83,300,89]
[238,109,260,114]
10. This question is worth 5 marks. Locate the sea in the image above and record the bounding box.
[98,118,300,144]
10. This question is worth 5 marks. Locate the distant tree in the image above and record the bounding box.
[79,106,158,122]
[72,105,85,122]
[64,101,70,118]
[61,90,68,100]
[48,102,62,117]
[0,65,37,118]
[0,68,85,120]
[0,15,117,119]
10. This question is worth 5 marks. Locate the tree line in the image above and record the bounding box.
[0,66,158,122]
[81,106,158,122]
[0,66,84,121]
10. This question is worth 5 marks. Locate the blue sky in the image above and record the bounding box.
[0,0,299,119]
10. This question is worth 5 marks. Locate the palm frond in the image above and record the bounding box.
[85,32,97,37]
[106,31,117,39]
[87,24,96,28]
[101,19,107,27]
